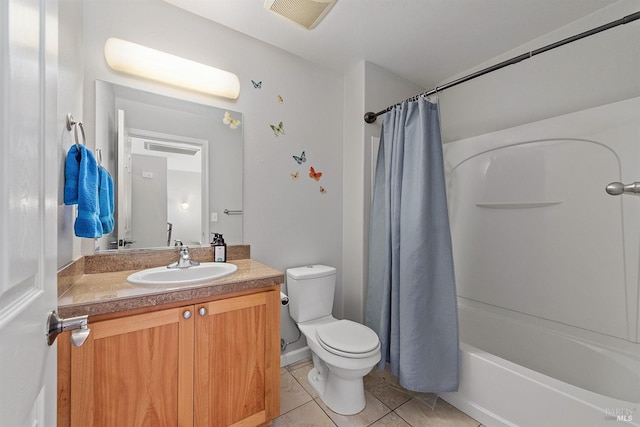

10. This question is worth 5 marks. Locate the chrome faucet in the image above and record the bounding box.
[167,246,200,269]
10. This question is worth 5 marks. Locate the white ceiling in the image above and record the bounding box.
[165,0,617,89]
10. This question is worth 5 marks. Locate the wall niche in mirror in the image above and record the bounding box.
[94,80,243,252]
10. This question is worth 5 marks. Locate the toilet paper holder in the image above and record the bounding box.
[280,291,289,306]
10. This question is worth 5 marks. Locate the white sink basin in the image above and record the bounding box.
[127,262,238,286]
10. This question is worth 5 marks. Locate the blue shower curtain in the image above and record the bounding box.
[365,97,459,392]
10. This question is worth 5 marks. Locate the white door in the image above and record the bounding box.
[0,0,58,426]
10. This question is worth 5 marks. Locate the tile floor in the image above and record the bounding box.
[275,359,483,427]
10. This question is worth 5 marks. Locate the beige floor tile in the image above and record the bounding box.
[273,401,337,427]
[364,372,412,410]
[365,366,440,411]
[280,371,313,415]
[432,398,480,426]
[368,366,402,388]
[409,391,438,410]
[316,391,391,427]
[370,412,412,427]
[290,363,320,399]
[395,397,479,427]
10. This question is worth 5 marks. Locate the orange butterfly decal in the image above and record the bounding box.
[290,171,299,180]
[309,166,322,181]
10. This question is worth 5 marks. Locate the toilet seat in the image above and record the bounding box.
[315,320,380,358]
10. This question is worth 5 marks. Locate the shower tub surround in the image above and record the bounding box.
[442,97,640,426]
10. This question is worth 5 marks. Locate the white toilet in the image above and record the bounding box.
[287,265,381,415]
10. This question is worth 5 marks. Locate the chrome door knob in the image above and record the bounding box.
[198,307,207,316]
[46,310,90,347]
[183,310,192,319]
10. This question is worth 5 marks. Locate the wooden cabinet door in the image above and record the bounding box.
[194,291,280,427]
[69,306,195,427]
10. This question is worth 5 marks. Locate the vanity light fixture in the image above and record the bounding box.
[104,38,240,99]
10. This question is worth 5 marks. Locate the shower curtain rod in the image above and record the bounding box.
[363,10,640,124]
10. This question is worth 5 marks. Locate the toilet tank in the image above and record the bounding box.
[286,265,336,323]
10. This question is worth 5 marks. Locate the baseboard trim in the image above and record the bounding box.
[280,346,311,367]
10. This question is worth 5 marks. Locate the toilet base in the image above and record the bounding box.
[307,354,368,415]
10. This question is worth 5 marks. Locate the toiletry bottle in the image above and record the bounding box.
[212,233,227,262]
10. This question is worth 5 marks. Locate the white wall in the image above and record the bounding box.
[342,62,365,322]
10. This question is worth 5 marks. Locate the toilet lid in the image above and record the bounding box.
[315,320,379,355]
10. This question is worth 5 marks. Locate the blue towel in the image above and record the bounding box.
[64,144,103,238]
[98,166,115,234]
[64,145,81,205]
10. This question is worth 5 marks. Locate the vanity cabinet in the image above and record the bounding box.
[58,288,280,427]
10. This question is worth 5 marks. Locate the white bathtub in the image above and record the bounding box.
[440,300,639,427]
[442,97,640,426]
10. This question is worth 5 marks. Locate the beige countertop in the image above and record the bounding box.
[58,258,284,318]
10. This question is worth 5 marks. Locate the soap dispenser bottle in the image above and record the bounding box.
[211,233,227,262]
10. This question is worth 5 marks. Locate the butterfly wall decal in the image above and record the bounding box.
[292,151,306,165]
[251,80,262,89]
[320,186,327,194]
[290,171,299,180]
[270,122,285,137]
[223,111,241,129]
[277,95,284,104]
[309,166,322,181]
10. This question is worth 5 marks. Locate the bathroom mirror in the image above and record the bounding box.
[94,80,243,252]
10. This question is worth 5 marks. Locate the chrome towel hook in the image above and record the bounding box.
[65,113,76,131]
[66,113,86,148]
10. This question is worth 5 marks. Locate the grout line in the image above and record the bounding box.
[366,412,390,427]
[393,408,413,427]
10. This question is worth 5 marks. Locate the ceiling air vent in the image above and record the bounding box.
[264,0,336,30]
